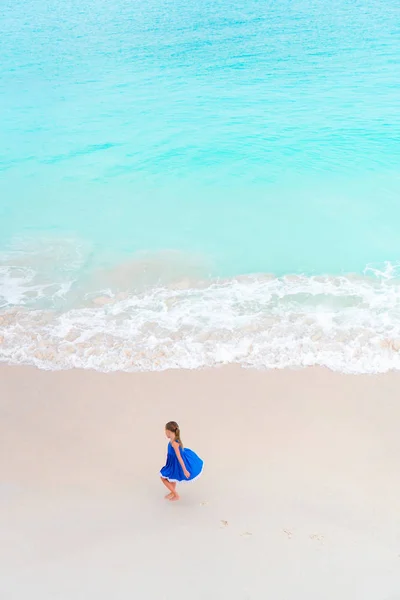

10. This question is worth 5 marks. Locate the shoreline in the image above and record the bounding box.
[2,266,400,374]
[1,364,400,598]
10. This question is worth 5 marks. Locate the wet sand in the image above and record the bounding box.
[1,365,400,599]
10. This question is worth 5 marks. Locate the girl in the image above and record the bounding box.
[160,421,203,501]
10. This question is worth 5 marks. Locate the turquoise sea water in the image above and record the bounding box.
[1,0,400,372]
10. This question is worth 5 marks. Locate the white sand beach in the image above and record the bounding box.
[1,365,400,599]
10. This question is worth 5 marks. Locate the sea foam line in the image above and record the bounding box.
[1,270,400,373]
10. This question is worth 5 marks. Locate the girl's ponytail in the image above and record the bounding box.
[175,426,182,447]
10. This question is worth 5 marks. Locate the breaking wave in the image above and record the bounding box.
[1,256,400,374]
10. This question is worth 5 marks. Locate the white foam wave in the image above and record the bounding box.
[1,268,400,374]
[0,236,94,309]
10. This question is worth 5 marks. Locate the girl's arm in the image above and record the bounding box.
[172,442,190,477]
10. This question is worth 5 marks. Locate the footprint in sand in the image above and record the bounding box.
[220,520,228,528]
[283,529,293,539]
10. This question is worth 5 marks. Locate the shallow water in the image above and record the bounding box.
[1,0,400,372]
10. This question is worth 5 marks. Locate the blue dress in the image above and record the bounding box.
[160,442,204,483]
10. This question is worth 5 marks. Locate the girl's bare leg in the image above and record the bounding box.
[160,478,179,501]
[161,477,176,498]
[168,482,179,501]
[164,483,177,499]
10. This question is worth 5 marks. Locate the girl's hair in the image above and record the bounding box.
[165,421,183,447]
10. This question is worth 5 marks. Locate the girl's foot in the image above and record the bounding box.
[165,493,174,500]
[169,494,180,502]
